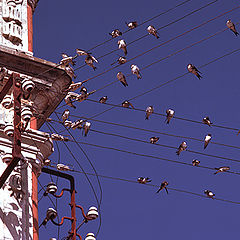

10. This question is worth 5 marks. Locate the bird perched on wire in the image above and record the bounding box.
[80,86,87,95]
[109,29,122,38]
[60,53,76,66]
[51,133,69,142]
[204,134,212,149]
[204,190,215,199]
[192,159,200,166]
[176,141,187,155]
[64,120,72,128]
[166,109,175,124]
[214,166,230,175]
[111,56,127,66]
[122,100,134,108]
[0,67,7,82]
[57,163,70,171]
[83,122,91,136]
[187,64,202,79]
[150,137,159,144]
[145,106,154,120]
[156,181,168,194]
[85,54,98,70]
[65,64,77,79]
[126,21,138,29]
[147,25,159,39]
[99,96,108,104]
[131,64,142,79]
[117,72,128,87]
[226,19,239,36]
[65,94,76,109]
[202,116,212,127]
[118,39,127,55]
[76,48,91,56]
[71,119,84,130]
[137,177,151,184]
[67,82,82,92]
[61,109,70,123]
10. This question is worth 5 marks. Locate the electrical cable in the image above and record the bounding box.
[54,112,103,205]
[50,115,240,151]
[75,0,219,72]
[48,164,240,205]
[45,121,102,237]
[78,5,237,84]
[60,134,240,165]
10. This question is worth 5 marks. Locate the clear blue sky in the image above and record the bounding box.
[35,0,240,239]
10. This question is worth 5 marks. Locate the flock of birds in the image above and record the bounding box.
[53,18,240,200]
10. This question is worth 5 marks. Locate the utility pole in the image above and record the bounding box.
[0,0,72,239]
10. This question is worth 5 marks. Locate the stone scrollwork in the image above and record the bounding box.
[2,0,23,45]
[8,173,24,200]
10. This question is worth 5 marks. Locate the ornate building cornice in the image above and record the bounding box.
[27,0,39,11]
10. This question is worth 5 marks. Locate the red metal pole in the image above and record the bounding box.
[0,73,21,188]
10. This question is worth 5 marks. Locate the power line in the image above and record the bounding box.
[47,164,240,205]
[79,5,236,84]
[75,0,219,72]
[53,112,103,205]
[86,0,193,52]
[68,47,240,122]
[51,114,240,150]
[46,122,102,237]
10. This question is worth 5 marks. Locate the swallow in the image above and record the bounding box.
[214,166,230,175]
[147,25,159,39]
[67,82,82,92]
[187,64,202,79]
[85,54,98,70]
[71,119,84,130]
[51,133,69,141]
[156,181,168,194]
[57,163,70,171]
[109,29,122,38]
[118,56,127,65]
[0,67,7,81]
[226,20,239,36]
[176,141,187,155]
[137,177,152,184]
[122,100,134,108]
[64,120,72,128]
[202,116,212,127]
[166,109,175,124]
[145,106,154,120]
[65,64,77,79]
[61,109,70,122]
[83,122,91,136]
[204,190,215,199]
[131,64,142,79]
[76,48,91,56]
[80,86,87,94]
[150,136,159,144]
[192,159,200,166]
[126,21,138,29]
[64,94,76,109]
[204,134,212,149]
[118,39,127,55]
[117,72,128,87]
[60,53,76,66]
[99,96,108,103]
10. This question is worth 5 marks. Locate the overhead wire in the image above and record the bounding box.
[45,121,102,237]
[51,114,240,150]
[53,112,103,205]
[49,130,240,167]
[75,0,219,72]
[79,4,236,84]
[48,164,240,205]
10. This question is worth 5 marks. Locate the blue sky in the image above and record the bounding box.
[35,0,240,239]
